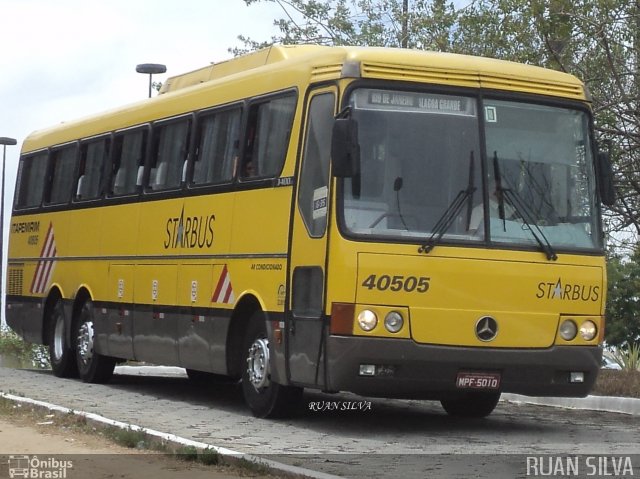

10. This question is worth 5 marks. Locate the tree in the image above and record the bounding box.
[606,248,640,347]
[238,0,640,240]
[238,0,640,345]
[237,0,458,51]
[455,1,640,237]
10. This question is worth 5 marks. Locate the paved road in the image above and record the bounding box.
[1,366,639,478]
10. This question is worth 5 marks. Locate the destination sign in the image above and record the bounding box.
[353,89,476,116]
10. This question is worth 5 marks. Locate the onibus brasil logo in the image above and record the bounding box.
[8,455,73,478]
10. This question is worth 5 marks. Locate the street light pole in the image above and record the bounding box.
[0,137,17,325]
[136,63,167,98]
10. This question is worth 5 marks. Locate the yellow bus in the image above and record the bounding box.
[7,45,615,418]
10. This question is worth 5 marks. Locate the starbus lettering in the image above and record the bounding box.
[164,206,215,249]
[536,278,600,302]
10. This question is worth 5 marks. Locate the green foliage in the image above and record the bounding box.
[238,0,458,50]
[606,249,640,347]
[0,325,50,369]
[106,426,148,449]
[611,342,640,371]
[234,457,271,475]
[198,448,221,466]
[175,445,199,461]
[174,446,220,465]
[240,0,640,346]
[239,0,640,238]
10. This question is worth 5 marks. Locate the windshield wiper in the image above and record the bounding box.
[419,151,475,254]
[492,152,558,261]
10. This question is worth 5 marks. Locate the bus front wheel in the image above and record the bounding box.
[440,391,501,418]
[241,312,302,418]
[75,300,115,383]
[47,298,78,378]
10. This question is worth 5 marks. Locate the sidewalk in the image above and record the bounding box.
[4,363,638,417]
[115,365,640,416]
[502,393,640,416]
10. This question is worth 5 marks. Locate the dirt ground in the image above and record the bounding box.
[0,412,270,479]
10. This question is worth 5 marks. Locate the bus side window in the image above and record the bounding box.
[192,107,240,185]
[147,118,191,191]
[110,129,147,196]
[15,152,48,209]
[77,138,109,201]
[47,145,77,205]
[241,93,296,180]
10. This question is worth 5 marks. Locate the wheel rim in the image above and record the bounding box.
[246,337,270,390]
[77,321,95,366]
[52,314,65,361]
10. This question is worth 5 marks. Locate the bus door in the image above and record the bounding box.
[287,89,336,387]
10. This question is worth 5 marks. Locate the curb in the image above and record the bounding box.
[0,392,341,479]
[502,393,640,416]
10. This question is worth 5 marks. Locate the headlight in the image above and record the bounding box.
[559,319,577,341]
[357,310,378,332]
[384,311,404,333]
[579,320,597,341]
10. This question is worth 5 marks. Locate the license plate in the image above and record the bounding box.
[456,371,501,390]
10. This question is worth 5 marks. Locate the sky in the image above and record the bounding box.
[0,0,473,270]
[0,0,472,208]
[0,0,288,192]
[0,0,287,324]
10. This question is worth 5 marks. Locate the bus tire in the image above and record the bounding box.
[47,298,78,378]
[440,391,501,418]
[75,300,115,384]
[241,312,302,418]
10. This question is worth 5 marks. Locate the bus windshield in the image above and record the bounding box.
[340,88,600,252]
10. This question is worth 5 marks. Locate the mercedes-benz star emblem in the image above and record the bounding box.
[475,316,498,342]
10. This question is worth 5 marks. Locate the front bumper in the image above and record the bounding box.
[326,335,601,399]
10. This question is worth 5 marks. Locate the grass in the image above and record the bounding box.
[174,445,221,466]
[0,396,276,477]
[593,369,640,398]
[104,426,149,449]
[0,326,50,369]
[611,343,640,371]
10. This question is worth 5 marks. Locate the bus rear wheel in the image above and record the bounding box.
[241,312,302,418]
[440,391,501,418]
[75,300,115,383]
[47,298,78,378]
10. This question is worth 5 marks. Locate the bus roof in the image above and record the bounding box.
[159,44,585,97]
[21,45,587,153]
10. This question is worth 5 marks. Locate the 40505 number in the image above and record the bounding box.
[361,274,430,293]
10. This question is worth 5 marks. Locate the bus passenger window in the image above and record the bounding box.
[148,119,190,191]
[47,145,77,205]
[110,129,147,196]
[241,93,296,179]
[15,152,48,209]
[77,138,109,201]
[192,108,240,185]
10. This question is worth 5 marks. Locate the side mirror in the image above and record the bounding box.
[597,149,615,207]
[331,118,360,178]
